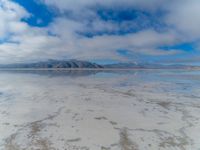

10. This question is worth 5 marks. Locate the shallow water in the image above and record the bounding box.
[0,70,200,150]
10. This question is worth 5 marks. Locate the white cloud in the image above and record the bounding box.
[0,0,29,37]
[0,0,61,63]
[47,20,181,59]
[166,0,200,40]
[0,0,199,64]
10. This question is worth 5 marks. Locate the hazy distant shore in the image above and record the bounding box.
[0,68,199,71]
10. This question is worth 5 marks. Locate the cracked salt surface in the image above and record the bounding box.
[0,70,200,150]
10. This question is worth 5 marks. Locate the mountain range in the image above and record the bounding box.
[0,60,102,69]
[0,59,199,69]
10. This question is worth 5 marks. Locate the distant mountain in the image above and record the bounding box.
[103,63,138,68]
[103,63,199,69]
[0,60,103,69]
[0,60,198,69]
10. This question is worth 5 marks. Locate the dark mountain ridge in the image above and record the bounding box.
[0,60,198,69]
[0,60,103,69]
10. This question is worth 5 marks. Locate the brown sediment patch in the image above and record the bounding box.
[101,146,111,150]
[133,128,190,150]
[3,107,64,150]
[67,138,81,142]
[95,116,107,120]
[72,113,79,119]
[33,138,55,150]
[2,122,10,125]
[4,121,56,150]
[114,90,136,98]
[159,136,189,150]
[109,121,118,125]
[157,122,166,125]
[30,122,41,135]
[64,143,89,150]
[157,101,171,109]
[1,111,9,115]
[85,98,91,101]
[4,134,20,150]
[119,128,138,150]
[111,143,118,147]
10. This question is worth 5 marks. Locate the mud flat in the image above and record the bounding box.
[0,70,200,150]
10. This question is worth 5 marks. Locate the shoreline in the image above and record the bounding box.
[0,68,199,71]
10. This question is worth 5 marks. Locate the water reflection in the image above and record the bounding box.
[0,70,200,150]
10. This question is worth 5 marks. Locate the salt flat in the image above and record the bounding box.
[0,70,200,150]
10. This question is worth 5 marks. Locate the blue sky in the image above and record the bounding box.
[0,0,200,64]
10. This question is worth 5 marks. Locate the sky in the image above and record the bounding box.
[0,0,200,65]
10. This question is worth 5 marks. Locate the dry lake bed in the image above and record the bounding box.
[0,70,200,150]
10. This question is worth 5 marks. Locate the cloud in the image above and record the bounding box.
[0,0,61,63]
[0,0,199,64]
[39,0,166,12]
[47,18,180,59]
[0,0,29,37]
[165,0,200,40]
